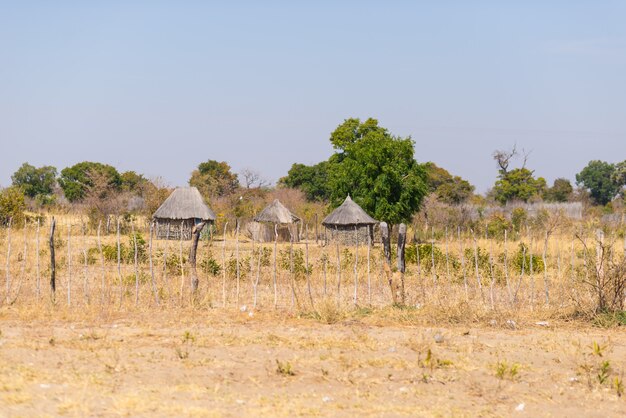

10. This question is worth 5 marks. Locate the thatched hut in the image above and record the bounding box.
[248,199,300,242]
[153,187,216,240]
[322,196,377,244]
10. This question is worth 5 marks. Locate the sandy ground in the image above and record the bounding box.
[0,309,625,417]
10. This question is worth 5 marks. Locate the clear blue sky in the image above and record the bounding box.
[1,1,625,192]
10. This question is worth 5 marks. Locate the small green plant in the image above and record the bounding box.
[176,330,195,360]
[276,360,295,376]
[200,256,221,276]
[494,361,520,380]
[592,341,605,357]
[182,331,196,344]
[597,360,611,384]
[613,376,624,397]
[420,349,453,371]
[279,248,312,277]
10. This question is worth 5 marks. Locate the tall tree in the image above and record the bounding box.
[544,178,573,202]
[493,168,547,204]
[423,162,474,204]
[11,163,57,200]
[59,162,121,202]
[189,160,239,198]
[576,160,620,206]
[279,161,332,201]
[327,118,428,227]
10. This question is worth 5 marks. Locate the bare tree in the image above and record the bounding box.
[493,145,517,174]
[239,168,268,189]
[493,144,533,174]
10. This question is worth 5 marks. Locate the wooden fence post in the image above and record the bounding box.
[397,223,406,305]
[149,221,160,305]
[222,221,229,308]
[49,217,56,300]
[67,223,72,307]
[36,219,41,299]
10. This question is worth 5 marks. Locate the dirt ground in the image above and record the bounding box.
[0,308,624,417]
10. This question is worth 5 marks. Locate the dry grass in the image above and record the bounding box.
[0,216,625,415]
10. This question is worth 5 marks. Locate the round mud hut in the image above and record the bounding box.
[153,187,216,240]
[248,199,301,242]
[322,196,377,244]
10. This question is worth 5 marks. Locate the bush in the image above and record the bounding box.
[279,248,312,278]
[406,243,458,272]
[486,212,512,239]
[511,243,544,274]
[511,207,527,232]
[227,256,251,279]
[199,256,221,276]
[0,186,26,227]
[97,232,147,264]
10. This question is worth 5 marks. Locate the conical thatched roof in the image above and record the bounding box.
[322,196,377,226]
[153,187,216,221]
[254,199,300,224]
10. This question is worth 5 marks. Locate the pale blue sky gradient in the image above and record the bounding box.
[1,1,625,192]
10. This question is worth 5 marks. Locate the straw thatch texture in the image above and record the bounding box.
[322,196,377,226]
[322,196,377,244]
[254,199,300,224]
[153,187,216,221]
[249,200,301,242]
[153,187,215,240]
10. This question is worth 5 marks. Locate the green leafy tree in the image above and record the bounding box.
[327,118,428,227]
[59,162,121,202]
[189,160,239,198]
[11,163,57,200]
[611,161,626,190]
[576,160,620,206]
[493,168,547,204]
[544,178,573,202]
[279,161,332,201]
[0,186,27,226]
[423,162,474,204]
[120,171,149,193]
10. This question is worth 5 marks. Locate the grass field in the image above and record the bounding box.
[1,216,625,416]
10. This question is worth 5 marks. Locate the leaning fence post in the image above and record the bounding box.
[49,217,56,300]
[397,223,406,305]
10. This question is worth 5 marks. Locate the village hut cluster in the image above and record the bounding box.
[153,188,378,243]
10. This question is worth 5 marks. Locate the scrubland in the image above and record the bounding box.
[1,215,625,416]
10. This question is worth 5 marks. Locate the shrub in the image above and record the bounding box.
[511,207,527,232]
[0,186,26,227]
[200,256,221,276]
[512,243,544,274]
[406,243,459,272]
[486,212,512,239]
[279,248,312,277]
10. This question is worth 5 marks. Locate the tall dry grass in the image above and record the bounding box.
[1,213,624,327]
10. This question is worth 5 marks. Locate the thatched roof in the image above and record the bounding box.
[254,199,300,224]
[322,196,377,226]
[153,187,216,221]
